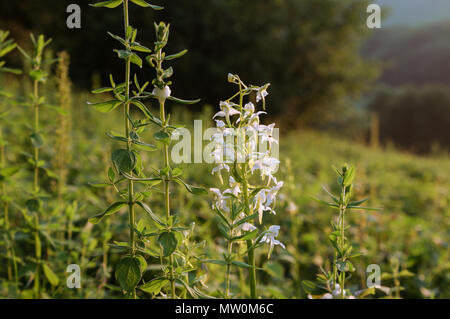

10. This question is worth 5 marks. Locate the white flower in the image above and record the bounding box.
[251,156,280,182]
[152,86,171,103]
[332,284,345,298]
[215,119,226,128]
[213,101,241,123]
[238,103,266,126]
[321,293,333,299]
[243,102,255,117]
[234,213,257,235]
[210,188,230,213]
[257,123,278,146]
[252,179,283,223]
[260,225,285,258]
[254,189,270,223]
[228,73,238,83]
[224,176,241,197]
[265,179,284,207]
[256,84,270,103]
[211,163,230,175]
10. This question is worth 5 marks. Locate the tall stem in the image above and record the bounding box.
[242,172,256,298]
[159,99,176,299]
[0,143,10,279]
[225,239,233,298]
[123,0,136,299]
[235,82,257,299]
[338,185,346,299]
[33,79,41,299]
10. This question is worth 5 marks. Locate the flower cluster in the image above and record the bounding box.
[209,74,285,298]
[211,74,284,235]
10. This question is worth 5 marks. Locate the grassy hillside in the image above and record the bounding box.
[1,92,447,298]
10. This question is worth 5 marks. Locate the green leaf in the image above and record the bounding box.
[87,100,121,113]
[167,96,201,105]
[114,49,132,59]
[162,66,173,79]
[322,186,339,204]
[343,166,355,187]
[135,201,165,227]
[132,140,157,152]
[136,255,147,274]
[214,207,232,229]
[106,132,128,143]
[301,280,316,294]
[0,41,16,58]
[42,264,60,287]
[234,213,258,227]
[157,232,178,257]
[89,201,128,224]
[174,177,208,195]
[108,167,116,182]
[29,70,48,82]
[90,0,123,8]
[153,130,171,144]
[129,0,163,9]
[130,100,153,119]
[231,261,256,269]
[92,87,114,94]
[130,0,164,10]
[115,257,142,292]
[107,32,126,45]
[348,198,369,206]
[121,172,163,187]
[138,278,169,294]
[129,52,143,68]
[164,49,188,61]
[312,197,339,208]
[347,205,381,211]
[357,287,376,298]
[203,259,228,266]
[30,133,44,148]
[171,167,183,177]
[111,149,136,173]
[131,43,152,53]
[231,229,259,242]
[0,67,22,74]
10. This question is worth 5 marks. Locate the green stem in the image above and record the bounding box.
[338,185,346,299]
[225,239,233,298]
[159,99,176,299]
[1,143,18,290]
[123,0,136,300]
[33,79,41,299]
[0,143,12,280]
[235,83,257,299]
[242,171,256,298]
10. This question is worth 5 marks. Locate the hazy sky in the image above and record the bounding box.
[374,0,450,27]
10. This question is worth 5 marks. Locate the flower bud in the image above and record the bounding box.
[152,86,171,103]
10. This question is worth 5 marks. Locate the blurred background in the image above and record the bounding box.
[0,0,448,298]
[1,0,450,153]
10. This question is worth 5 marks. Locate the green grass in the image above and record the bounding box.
[1,68,449,298]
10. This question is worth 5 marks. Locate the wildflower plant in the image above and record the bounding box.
[305,164,379,299]
[208,74,285,298]
[88,0,206,299]
[17,33,62,298]
[88,0,163,299]
[135,20,208,299]
[0,29,21,291]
